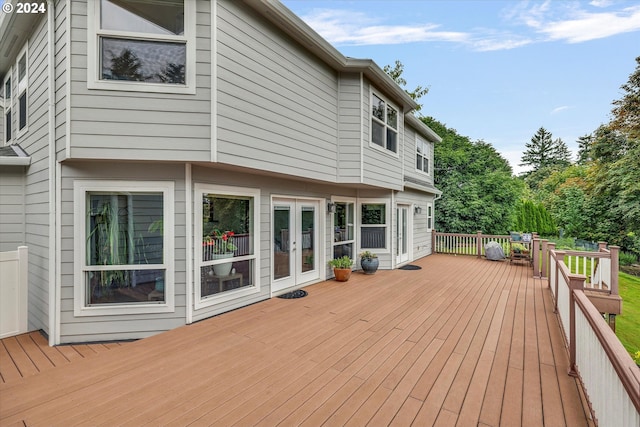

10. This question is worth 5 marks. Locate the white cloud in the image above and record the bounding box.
[506,1,640,43]
[551,106,571,114]
[300,9,468,46]
[539,6,640,42]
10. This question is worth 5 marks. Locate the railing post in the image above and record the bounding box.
[568,274,586,377]
[532,237,540,277]
[477,231,482,259]
[541,239,549,279]
[547,242,556,286]
[598,241,608,252]
[432,230,437,254]
[610,246,619,296]
[554,250,565,313]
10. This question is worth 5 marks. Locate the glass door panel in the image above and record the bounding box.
[273,205,291,281]
[396,206,409,264]
[300,206,315,273]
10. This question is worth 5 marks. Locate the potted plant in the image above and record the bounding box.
[511,243,529,254]
[205,229,237,276]
[360,251,379,274]
[329,256,354,282]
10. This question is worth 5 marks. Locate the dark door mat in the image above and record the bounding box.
[399,265,422,270]
[277,289,308,299]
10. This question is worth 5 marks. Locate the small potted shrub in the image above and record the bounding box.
[360,251,379,274]
[329,256,354,282]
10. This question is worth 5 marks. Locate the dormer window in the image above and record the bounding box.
[88,0,195,94]
[371,93,398,153]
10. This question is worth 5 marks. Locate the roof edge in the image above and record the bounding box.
[405,114,443,143]
[241,0,418,112]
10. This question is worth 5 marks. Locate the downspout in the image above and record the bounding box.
[46,0,58,345]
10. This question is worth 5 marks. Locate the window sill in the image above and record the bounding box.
[87,79,196,95]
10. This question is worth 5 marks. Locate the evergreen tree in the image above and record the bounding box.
[520,127,572,171]
[610,56,640,141]
[109,48,144,81]
[576,134,593,164]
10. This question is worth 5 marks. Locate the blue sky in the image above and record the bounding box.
[282,0,640,174]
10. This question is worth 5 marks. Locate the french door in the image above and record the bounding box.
[272,198,320,293]
[396,205,410,265]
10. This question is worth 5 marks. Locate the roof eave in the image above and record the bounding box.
[405,114,443,143]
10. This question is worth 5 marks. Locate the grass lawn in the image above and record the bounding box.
[616,272,640,356]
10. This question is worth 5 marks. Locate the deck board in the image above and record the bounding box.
[0,255,594,426]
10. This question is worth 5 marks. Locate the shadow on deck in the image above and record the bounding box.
[0,254,593,426]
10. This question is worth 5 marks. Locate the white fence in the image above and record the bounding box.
[549,249,639,426]
[0,246,28,339]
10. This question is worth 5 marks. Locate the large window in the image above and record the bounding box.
[361,202,387,249]
[371,93,398,153]
[416,136,430,175]
[333,201,355,260]
[89,0,195,93]
[196,185,260,306]
[75,181,174,315]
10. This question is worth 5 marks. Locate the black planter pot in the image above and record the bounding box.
[361,257,379,274]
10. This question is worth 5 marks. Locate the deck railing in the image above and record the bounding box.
[549,249,640,426]
[433,231,511,257]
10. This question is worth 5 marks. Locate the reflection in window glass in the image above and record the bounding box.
[201,193,255,298]
[101,38,186,83]
[101,0,184,35]
[18,93,27,130]
[361,203,386,249]
[85,192,165,305]
[18,54,27,81]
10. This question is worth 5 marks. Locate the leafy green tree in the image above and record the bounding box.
[423,117,523,234]
[383,60,429,113]
[576,134,593,165]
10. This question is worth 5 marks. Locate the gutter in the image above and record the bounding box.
[47,0,58,345]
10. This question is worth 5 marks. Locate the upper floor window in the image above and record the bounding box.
[88,0,195,93]
[416,136,430,175]
[3,76,11,143]
[17,50,28,132]
[371,93,398,153]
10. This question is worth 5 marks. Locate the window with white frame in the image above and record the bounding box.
[3,75,11,142]
[416,136,430,175]
[360,202,388,249]
[196,185,260,305]
[371,93,398,153]
[89,0,195,92]
[333,200,355,260]
[17,50,27,132]
[75,181,174,315]
[426,202,434,231]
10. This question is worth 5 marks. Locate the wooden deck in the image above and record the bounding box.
[0,254,594,426]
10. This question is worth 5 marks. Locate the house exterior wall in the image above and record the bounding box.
[0,169,26,253]
[1,0,442,343]
[361,79,404,191]
[1,13,52,334]
[65,0,212,161]
[337,72,362,183]
[215,1,339,182]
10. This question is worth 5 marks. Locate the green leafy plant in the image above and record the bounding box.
[511,243,529,254]
[360,251,378,260]
[328,256,353,269]
[633,350,640,365]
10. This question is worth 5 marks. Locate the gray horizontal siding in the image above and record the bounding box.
[338,73,362,182]
[396,189,435,259]
[58,162,188,343]
[361,80,403,190]
[215,1,339,182]
[403,123,435,188]
[67,0,212,162]
[0,171,26,252]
